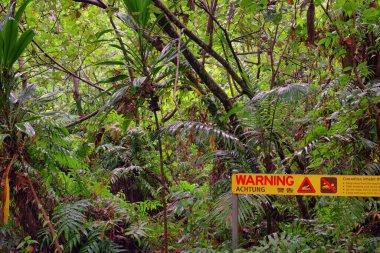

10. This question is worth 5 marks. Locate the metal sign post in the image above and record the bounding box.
[232,170,239,251]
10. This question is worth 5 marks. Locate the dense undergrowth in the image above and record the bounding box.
[0,0,380,252]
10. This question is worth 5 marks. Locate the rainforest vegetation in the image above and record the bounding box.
[0,0,380,252]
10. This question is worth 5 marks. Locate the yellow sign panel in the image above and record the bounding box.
[231,174,380,197]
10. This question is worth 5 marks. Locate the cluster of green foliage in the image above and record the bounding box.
[0,0,380,252]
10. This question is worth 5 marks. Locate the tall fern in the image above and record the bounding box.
[53,200,90,244]
[39,200,127,253]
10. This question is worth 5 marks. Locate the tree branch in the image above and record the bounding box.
[152,0,253,98]
[162,109,177,123]
[73,0,107,9]
[155,15,233,112]
[19,156,62,253]
[32,40,109,93]
[65,109,99,128]
[196,1,247,90]
[153,109,168,253]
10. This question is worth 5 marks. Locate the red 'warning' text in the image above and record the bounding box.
[235,175,294,186]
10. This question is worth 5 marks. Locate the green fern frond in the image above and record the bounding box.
[65,233,81,253]
[53,200,91,241]
[38,200,92,252]
[252,231,305,252]
[239,100,276,136]
[78,225,125,253]
[240,99,290,150]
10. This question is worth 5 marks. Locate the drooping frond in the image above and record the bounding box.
[110,165,143,184]
[161,121,243,150]
[251,83,309,103]
[110,165,156,198]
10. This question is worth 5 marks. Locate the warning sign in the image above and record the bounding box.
[321,177,337,193]
[297,177,316,193]
[231,173,380,197]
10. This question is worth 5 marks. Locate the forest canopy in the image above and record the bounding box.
[0,0,380,252]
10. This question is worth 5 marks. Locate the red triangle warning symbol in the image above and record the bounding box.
[297,177,316,193]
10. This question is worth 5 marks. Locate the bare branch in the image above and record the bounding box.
[152,0,254,98]
[31,40,109,93]
[73,0,107,9]
[65,110,99,128]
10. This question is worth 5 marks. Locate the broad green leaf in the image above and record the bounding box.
[97,75,128,84]
[16,122,35,137]
[0,134,8,144]
[342,1,357,16]
[9,29,35,68]
[221,103,244,122]
[317,37,328,46]
[15,0,33,22]
[325,37,331,47]
[363,8,379,22]
[37,91,62,101]
[123,0,152,27]
[95,28,113,39]
[95,61,125,66]
[0,31,3,65]
[133,76,146,87]
[3,19,18,68]
[343,66,353,72]
[18,84,36,105]
[98,86,129,113]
